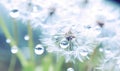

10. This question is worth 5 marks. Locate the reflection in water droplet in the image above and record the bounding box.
[35,44,44,55]
[6,39,11,43]
[60,39,69,49]
[9,9,20,18]
[80,49,88,56]
[24,35,29,41]
[11,46,18,54]
[67,67,74,71]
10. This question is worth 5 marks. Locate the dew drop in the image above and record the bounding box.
[11,46,18,54]
[117,60,120,68]
[24,35,29,41]
[67,67,74,71]
[60,39,69,49]
[6,39,11,43]
[9,9,20,18]
[105,49,111,54]
[80,49,88,56]
[53,35,60,41]
[35,44,44,55]
[99,48,103,52]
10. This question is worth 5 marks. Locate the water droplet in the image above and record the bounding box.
[53,35,60,41]
[33,5,42,12]
[60,39,69,49]
[11,46,18,54]
[104,48,114,58]
[24,35,29,41]
[35,44,44,55]
[9,9,20,18]
[117,60,120,68]
[105,49,111,54]
[6,39,11,43]
[99,48,103,52]
[80,49,88,56]
[67,67,74,71]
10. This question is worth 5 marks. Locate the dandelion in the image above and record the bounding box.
[1,0,120,67]
[38,0,120,63]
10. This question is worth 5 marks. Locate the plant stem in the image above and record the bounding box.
[8,19,18,71]
[8,54,17,71]
[27,20,35,70]
[0,16,28,67]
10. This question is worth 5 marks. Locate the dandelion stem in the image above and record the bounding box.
[8,54,17,71]
[8,19,18,71]
[27,20,35,70]
[0,16,28,67]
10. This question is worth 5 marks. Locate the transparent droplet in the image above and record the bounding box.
[99,48,103,52]
[104,48,114,58]
[9,9,20,18]
[67,67,74,71]
[60,39,69,49]
[117,60,120,68]
[24,35,29,41]
[6,39,11,43]
[105,49,111,54]
[35,44,44,55]
[33,5,42,12]
[11,46,18,54]
[80,49,88,56]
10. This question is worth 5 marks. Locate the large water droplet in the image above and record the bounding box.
[35,44,44,55]
[9,9,20,18]
[67,67,74,71]
[60,39,69,49]
[6,39,11,43]
[24,35,29,41]
[11,46,18,54]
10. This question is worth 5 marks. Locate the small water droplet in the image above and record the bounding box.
[11,46,18,54]
[67,67,74,71]
[117,60,120,68]
[6,39,11,43]
[33,5,42,12]
[60,39,69,49]
[35,44,44,55]
[9,9,20,18]
[53,35,60,41]
[99,48,103,52]
[80,49,88,56]
[24,35,29,41]
[105,49,111,54]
